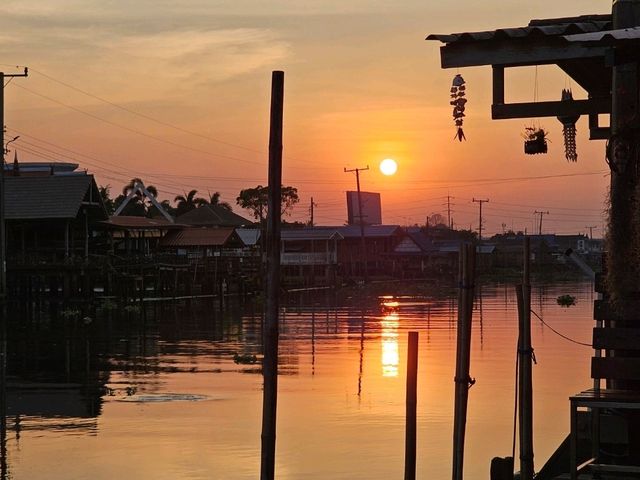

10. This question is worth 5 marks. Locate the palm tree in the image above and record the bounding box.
[208,191,233,211]
[174,189,206,216]
[120,177,160,216]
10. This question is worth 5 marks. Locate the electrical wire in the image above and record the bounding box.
[530,309,592,347]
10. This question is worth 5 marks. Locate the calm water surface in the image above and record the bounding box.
[6,281,594,479]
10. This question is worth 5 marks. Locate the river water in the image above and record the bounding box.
[5,281,595,479]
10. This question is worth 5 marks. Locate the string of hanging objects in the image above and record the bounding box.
[451,74,467,141]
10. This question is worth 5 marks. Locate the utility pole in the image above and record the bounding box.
[344,166,369,283]
[472,198,489,241]
[309,197,317,227]
[585,225,598,240]
[0,68,28,298]
[261,70,284,480]
[534,210,549,235]
[445,195,454,229]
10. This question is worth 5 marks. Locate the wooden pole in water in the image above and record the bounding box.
[404,331,419,480]
[452,243,476,480]
[517,237,534,480]
[260,70,284,480]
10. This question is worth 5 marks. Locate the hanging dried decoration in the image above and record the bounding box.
[556,89,579,162]
[450,74,467,141]
[523,126,549,154]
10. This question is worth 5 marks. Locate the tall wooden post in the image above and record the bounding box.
[516,237,534,480]
[452,243,476,480]
[404,331,419,480]
[260,70,284,480]
[607,0,640,308]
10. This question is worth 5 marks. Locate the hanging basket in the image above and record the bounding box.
[523,127,548,155]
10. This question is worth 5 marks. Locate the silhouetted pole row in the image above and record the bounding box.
[260,70,284,480]
[516,237,534,480]
[404,331,419,480]
[452,242,476,480]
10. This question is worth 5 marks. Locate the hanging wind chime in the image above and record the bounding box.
[451,74,467,141]
[556,89,579,162]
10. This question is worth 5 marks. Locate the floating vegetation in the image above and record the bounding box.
[117,393,211,403]
[233,353,259,365]
[556,294,576,307]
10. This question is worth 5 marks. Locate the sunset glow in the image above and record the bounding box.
[379,158,398,176]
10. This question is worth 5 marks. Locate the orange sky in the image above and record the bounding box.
[0,0,612,235]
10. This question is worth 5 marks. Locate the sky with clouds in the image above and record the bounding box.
[0,0,613,234]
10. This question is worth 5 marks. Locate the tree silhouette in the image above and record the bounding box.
[208,191,233,211]
[236,185,299,222]
[175,189,207,216]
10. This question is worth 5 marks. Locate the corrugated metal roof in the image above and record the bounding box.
[236,228,261,246]
[337,225,401,238]
[6,174,96,220]
[282,228,343,241]
[427,14,611,44]
[159,227,240,247]
[564,26,640,43]
[176,205,252,227]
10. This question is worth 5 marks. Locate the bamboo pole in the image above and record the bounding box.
[517,237,534,480]
[452,243,476,480]
[404,331,419,480]
[260,70,284,480]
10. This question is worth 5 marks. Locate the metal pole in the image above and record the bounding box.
[260,70,284,480]
[404,331,419,480]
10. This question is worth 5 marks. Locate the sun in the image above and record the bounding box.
[379,158,398,176]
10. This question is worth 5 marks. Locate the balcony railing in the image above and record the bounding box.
[281,252,337,265]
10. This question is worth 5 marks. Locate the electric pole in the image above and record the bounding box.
[1,68,28,298]
[344,166,369,283]
[309,197,317,227]
[534,210,549,235]
[472,198,489,241]
[445,195,454,229]
[585,225,598,240]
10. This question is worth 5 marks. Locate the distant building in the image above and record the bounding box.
[176,205,253,227]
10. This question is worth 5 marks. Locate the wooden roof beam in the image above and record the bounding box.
[440,39,609,69]
[491,96,611,120]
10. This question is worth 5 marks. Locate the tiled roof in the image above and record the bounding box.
[5,174,101,220]
[176,205,252,227]
[427,14,611,44]
[159,227,241,247]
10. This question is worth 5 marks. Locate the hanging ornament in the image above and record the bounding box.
[523,126,549,155]
[556,89,579,162]
[450,74,467,141]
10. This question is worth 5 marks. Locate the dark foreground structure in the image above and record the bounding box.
[429,3,640,479]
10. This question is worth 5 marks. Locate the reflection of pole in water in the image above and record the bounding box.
[0,303,7,480]
[311,309,316,376]
[478,285,484,349]
[357,311,365,398]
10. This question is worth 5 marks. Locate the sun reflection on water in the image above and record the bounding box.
[381,312,399,377]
